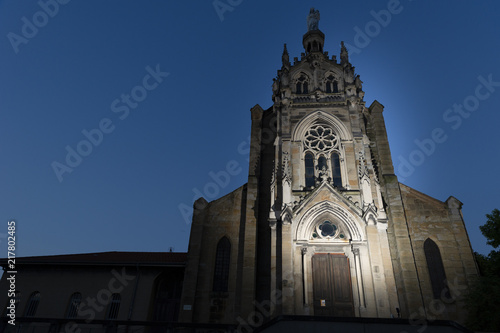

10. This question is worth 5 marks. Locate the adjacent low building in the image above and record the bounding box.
[0,252,186,332]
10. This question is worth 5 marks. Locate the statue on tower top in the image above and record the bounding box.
[307,8,320,31]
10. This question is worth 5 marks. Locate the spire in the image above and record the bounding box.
[282,43,290,68]
[340,41,349,66]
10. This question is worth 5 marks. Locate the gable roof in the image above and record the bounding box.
[293,181,362,217]
[399,183,448,208]
[0,251,187,267]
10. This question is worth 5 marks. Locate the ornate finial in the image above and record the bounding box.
[355,75,362,89]
[307,8,320,31]
[282,43,290,68]
[341,41,349,65]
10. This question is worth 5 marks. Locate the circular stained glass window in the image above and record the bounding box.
[318,221,337,237]
[304,125,338,152]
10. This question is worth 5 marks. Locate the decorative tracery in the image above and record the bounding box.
[302,124,343,189]
[304,125,338,152]
[296,74,309,94]
[325,74,339,93]
[311,220,347,241]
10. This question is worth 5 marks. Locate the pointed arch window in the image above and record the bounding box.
[331,153,342,187]
[106,294,121,319]
[296,75,309,94]
[317,155,328,183]
[305,153,315,188]
[325,75,338,93]
[66,292,82,319]
[25,291,40,317]
[303,124,343,189]
[424,239,450,299]
[213,237,231,292]
[317,156,327,171]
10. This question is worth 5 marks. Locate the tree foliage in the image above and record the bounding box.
[465,209,500,331]
[480,208,500,248]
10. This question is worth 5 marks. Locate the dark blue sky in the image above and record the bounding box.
[1,0,499,257]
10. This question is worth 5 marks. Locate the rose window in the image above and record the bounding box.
[312,220,347,240]
[304,125,338,152]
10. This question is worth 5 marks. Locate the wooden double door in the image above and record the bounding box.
[312,253,354,317]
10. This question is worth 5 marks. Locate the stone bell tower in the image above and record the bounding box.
[267,7,399,318]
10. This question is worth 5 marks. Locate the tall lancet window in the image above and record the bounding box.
[213,237,231,292]
[25,291,40,317]
[424,238,450,299]
[106,294,121,319]
[325,75,338,93]
[305,153,315,187]
[331,153,342,187]
[317,156,327,182]
[66,292,82,319]
[296,75,309,94]
[318,156,327,170]
[303,124,342,189]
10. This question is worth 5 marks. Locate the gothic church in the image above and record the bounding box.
[178,8,478,327]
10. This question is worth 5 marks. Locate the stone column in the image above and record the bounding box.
[377,222,400,316]
[269,219,277,315]
[366,223,391,317]
[239,105,263,318]
[368,101,425,317]
[446,197,479,282]
[301,247,308,306]
[281,219,294,314]
[352,246,366,310]
[178,197,208,323]
[446,197,479,320]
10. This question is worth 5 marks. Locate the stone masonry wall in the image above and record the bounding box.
[179,185,246,324]
[399,183,478,325]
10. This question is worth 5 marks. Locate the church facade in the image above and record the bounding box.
[178,9,478,327]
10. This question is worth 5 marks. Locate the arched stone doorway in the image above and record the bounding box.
[292,200,367,317]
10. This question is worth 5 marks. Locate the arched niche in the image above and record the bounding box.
[294,201,364,242]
